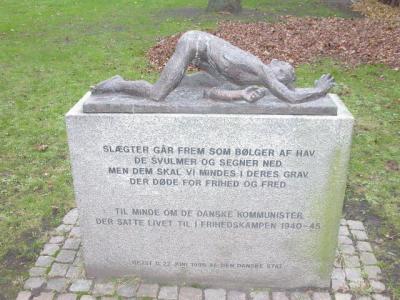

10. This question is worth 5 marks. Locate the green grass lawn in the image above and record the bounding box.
[0,0,398,298]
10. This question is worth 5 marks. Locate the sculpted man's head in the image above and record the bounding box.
[268,59,296,90]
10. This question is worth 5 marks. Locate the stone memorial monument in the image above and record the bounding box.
[66,31,354,289]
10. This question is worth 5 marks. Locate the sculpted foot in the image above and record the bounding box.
[92,75,125,94]
[149,91,168,102]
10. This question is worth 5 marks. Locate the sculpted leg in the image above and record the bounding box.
[149,32,196,101]
[92,75,152,98]
[92,32,197,101]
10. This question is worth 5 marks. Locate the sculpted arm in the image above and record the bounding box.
[263,69,334,104]
[204,86,266,102]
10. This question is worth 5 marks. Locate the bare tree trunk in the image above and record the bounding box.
[379,0,399,7]
[207,0,242,14]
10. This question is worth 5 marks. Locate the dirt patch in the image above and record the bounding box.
[0,216,56,299]
[344,199,372,221]
[147,17,400,70]
[322,0,362,17]
[353,0,400,21]
[385,159,400,171]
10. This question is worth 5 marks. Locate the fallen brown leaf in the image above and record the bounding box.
[385,160,399,171]
[35,144,49,152]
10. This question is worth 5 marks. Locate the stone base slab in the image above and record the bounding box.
[82,72,338,115]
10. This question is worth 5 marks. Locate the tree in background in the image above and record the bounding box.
[207,0,242,14]
[379,0,399,6]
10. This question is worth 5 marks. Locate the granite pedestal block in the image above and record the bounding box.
[66,93,353,289]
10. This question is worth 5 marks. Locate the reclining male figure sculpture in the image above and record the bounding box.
[92,30,334,103]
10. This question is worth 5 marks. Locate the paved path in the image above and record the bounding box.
[16,209,391,300]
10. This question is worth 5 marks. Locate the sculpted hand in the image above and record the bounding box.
[314,74,335,94]
[241,86,266,102]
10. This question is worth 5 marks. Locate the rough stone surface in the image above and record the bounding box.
[46,278,69,293]
[93,282,115,296]
[49,263,69,278]
[347,220,365,231]
[344,255,361,268]
[16,291,32,300]
[334,294,352,300]
[227,290,247,300]
[351,230,368,241]
[272,292,289,300]
[159,286,178,299]
[290,292,311,300]
[80,296,96,300]
[49,236,65,244]
[360,252,378,265]
[69,279,93,292]
[364,266,382,279]
[331,268,345,280]
[179,287,203,300]
[333,257,342,268]
[63,209,79,225]
[369,280,385,293]
[56,250,76,264]
[312,292,331,300]
[205,289,227,300]
[348,280,367,290]
[331,278,349,292]
[35,256,55,268]
[65,266,83,279]
[56,294,78,300]
[30,267,47,277]
[33,292,55,300]
[338,235,353,245]
[116,283,137,298]
[340,245,356,255]
[84,73,337,116]
[66,94,353,289]
[331,268,348,292]
[136,284,159,298]
[250,290,271,300]
[69,227,81,238]
[24,277,46,291]
[357,241,373,252]
[41,244,60,256]
[63,238,81,250]
[55,224,73,234]
[371,295,390,300]
[339,226,350,236]
[72,254,83,267]
[345,268,362,282]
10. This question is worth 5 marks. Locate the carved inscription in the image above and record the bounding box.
[103,145,316,189]
[90,144,324,271]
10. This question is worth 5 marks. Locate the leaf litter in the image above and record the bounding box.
[148,17,400,69]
